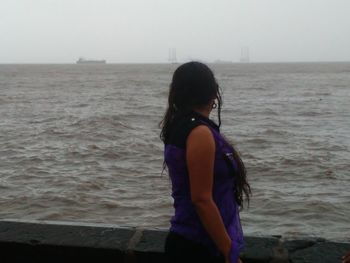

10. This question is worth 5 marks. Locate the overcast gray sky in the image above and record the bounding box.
[1,0,350,63]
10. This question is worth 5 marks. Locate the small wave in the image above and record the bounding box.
[71,103,89,108]
[38,212,70,220]
[101,151,120,159]
[28,116,65,124]
[244,138,268,144]
[68,115,135,130]
[75,184,103,191]
[316,92,332,96]
[260,128,290,136]
[87,144,101,150]
[297,110,332,117]
[17,156,45,165]
[260,108,279,116]
[102,202,120,209]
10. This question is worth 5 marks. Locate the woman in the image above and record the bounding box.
[343,251,350,263]
[159,61,251,263]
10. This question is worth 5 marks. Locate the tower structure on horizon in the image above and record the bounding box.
[240,47,250,63]
[168,48,177,64]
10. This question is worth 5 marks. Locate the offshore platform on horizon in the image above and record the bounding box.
[168,48,178,64]
[240,47,250,63]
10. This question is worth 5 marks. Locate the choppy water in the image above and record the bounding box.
[0,63,349,241]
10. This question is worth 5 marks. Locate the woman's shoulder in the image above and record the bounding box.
[167,112,211,148]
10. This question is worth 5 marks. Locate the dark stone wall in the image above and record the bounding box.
[0,219,349,263]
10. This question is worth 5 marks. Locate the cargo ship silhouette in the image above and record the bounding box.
[76,57,106,64]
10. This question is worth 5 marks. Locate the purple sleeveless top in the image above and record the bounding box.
[164,110,244,262]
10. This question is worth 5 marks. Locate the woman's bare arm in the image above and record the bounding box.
[186,125,232,259]
[343,251,350,263]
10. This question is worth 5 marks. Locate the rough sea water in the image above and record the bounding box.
[0,63,349,241]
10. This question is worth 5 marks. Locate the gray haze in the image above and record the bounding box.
[2,0,350,63]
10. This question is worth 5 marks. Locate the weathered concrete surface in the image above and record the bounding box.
[133,229,169,263]
[240,236,281,262]
[0,219,134,263]
[0,219,349,263]
[288,240,350,263]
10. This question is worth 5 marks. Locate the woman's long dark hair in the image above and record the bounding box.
[159,61,251,208]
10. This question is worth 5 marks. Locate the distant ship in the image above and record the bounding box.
[214,59,233,64]
[76,57,106,64]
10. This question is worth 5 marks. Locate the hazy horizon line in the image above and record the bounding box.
[1,60,350,65]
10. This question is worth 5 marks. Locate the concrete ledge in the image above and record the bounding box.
[0,219,349,263]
